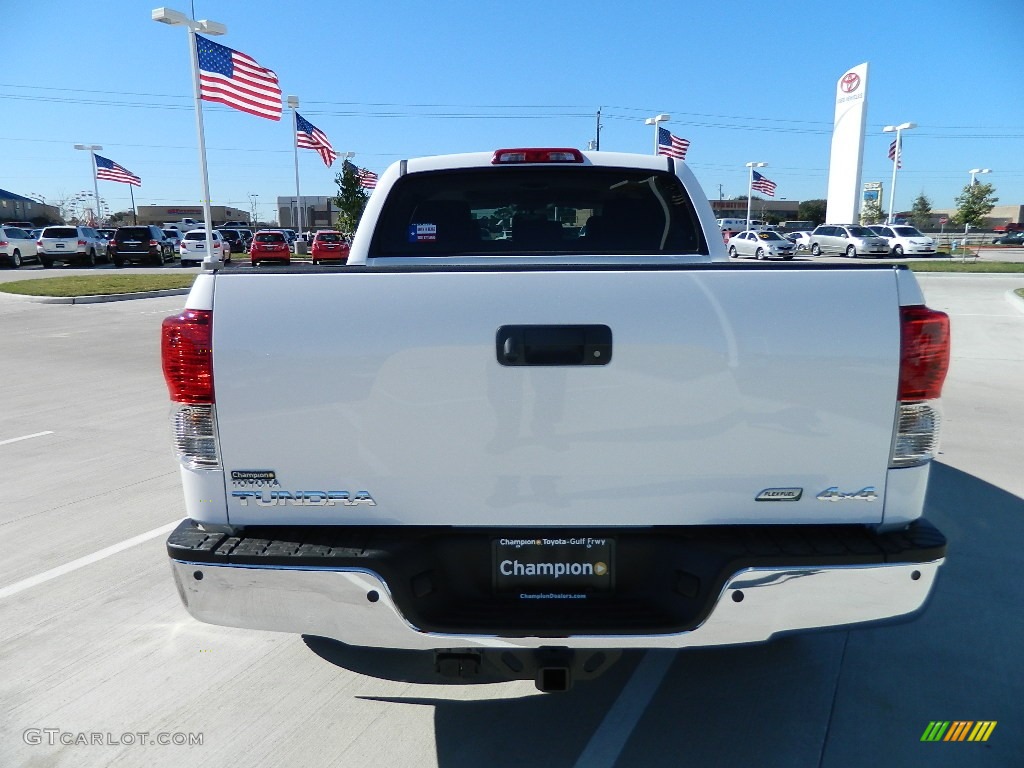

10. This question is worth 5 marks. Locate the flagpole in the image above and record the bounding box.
[74,143,104,226]
[882,122,916,225]
[129,184,137,225]
[153,8,234,266]
[644,114,670,155]
[288,96,303,247]
[887,132,900,225]
[89,150,103,226]
[185,28,219,267]
[745,162,767,229]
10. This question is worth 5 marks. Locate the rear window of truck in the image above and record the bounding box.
[370,167,706,257]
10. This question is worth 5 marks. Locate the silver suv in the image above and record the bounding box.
[809,224,890,258]
[37,225,107,268]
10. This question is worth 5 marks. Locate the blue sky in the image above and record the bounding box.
[3,0,1022,223]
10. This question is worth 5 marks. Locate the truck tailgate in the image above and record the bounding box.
[211,267,901,527]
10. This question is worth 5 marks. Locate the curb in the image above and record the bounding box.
[2,288,191,305]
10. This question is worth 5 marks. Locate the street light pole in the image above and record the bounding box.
[745,162,767,230]
[963,168,991,252]
[644,114,670,154]
[882,122,916,224]
[152,7,227,269]
[968,167,991,186]
[73,144,103,226]
[249,193,259,227]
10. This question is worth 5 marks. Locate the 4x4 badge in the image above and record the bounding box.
[816,487,877,502]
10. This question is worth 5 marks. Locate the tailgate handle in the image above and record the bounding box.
[496,325,612,366]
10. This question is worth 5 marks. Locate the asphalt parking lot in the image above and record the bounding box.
[0,274,1022,767]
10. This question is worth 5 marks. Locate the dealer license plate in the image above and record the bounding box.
[493,535,614,594]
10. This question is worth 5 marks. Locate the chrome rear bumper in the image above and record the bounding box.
[169,557,943,650]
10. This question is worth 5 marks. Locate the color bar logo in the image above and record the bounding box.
[921,721,997,742]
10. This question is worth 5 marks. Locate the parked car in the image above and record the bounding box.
[250,229,290,266]
[109,225,174,267]
[310,231,350,264]
[992,231,1024,245]
[726,229,795,260]
[216,228,247,254]
[36,225,106,267]
[784,231,813,250]
[0,226,41,268]
[808,224,890,258]
[163,229,183,251]
[866,225,936,257]
[95,228,116,258]
[179,229,228,267]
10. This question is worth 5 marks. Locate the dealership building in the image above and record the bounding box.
[135,205,250,227]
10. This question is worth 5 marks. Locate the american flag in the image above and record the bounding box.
[94,154,141,186]
[657,127,690,160]
[295,112,337,167]
[751,170,777,197]
[888,137,902,169]
[196,35,281,121]
[344,159,378,189]
[357,168,378,189]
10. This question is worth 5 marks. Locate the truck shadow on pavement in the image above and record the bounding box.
[303,461,1023,768]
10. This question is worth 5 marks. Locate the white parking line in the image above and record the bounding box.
[573,650,675,768]
[0,520,181,601]
[0,431,54,447]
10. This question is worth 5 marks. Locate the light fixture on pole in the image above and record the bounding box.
[745,162,767,229]
[882,122,916,224]
[644,114,670,155]
[152,6,227,268]
[73,144,103,226]
[249,193,259,227]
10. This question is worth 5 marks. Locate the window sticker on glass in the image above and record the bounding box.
[409,223,437,242]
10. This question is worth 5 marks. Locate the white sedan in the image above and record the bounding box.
[727,229,796,260]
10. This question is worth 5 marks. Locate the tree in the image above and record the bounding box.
[952,182,997,229]
[107,210,135,226]
[332,161,369,236]
[860,199,884,225]
[798,199,827,226]
[910,192,932,231]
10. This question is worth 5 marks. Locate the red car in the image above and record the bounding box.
[310,230,350,265]
[250,230,291,266]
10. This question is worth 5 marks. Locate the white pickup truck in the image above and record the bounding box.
[162,148,950,691]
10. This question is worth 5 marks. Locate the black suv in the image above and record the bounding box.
[109,225,173,267]
[216,228,247,254]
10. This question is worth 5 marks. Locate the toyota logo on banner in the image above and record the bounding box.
[841,72,861,93]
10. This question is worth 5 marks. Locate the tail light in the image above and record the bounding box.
[890,305,950,467]
[150,239,159,247]
[162,310,218,468]
[0,240,8,247]
[492,148,584,164]
[78,239,87,246]
[36,240,43,247]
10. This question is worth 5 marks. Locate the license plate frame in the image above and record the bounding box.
[492,536,615,595]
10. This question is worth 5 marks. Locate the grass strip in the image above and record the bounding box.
[0,274,196,297]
